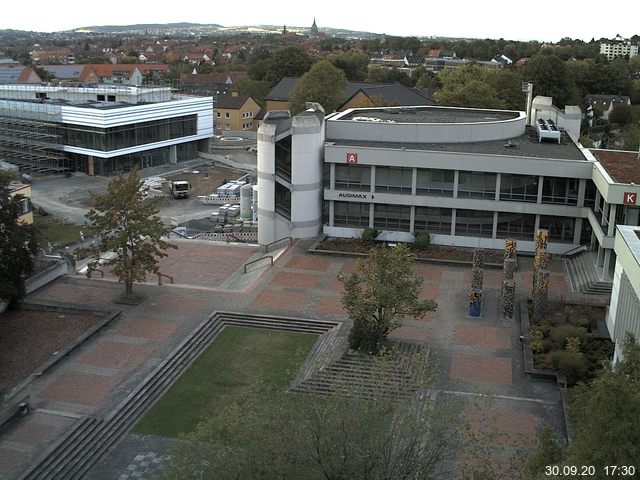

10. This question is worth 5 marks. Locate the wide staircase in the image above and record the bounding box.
[291,342,426,401]
[564,251,612,296]
[18,312,339,480]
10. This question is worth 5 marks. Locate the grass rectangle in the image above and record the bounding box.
[133,325,317,437]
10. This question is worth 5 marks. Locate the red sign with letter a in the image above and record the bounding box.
[346,152,358,165]
[623,192,637,205]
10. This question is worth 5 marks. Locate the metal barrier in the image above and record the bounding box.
[264,236,292,253]
[243,255,273,273]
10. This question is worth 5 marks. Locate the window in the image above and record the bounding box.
[249,111,254,118]
[97,94,105,101]
[216,112,221,118]
[374,204,411,231]
[416,168,454,197]
[455,209,493,237]
[20,198,30,215]
[500,174,538,202]
[225,112,230,119]
[275,182,291,219]
[334,201,370,228]
[107,95,116,102]
[225,124,231,130]
[375,166,413,194]
[335,165,371,191]
[542,177,578,205]
[414,207,452,234]
[496,212,536,240]
[457,171,496,199]
[275,136,292,181]
[539,215,575,243]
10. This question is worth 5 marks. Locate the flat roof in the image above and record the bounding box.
[328,126,586,161]
[590,149,640,184]
[336,106,520,124]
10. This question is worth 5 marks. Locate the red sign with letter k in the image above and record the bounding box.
[623,192,637,205]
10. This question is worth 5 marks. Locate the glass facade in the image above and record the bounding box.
[375,166,413,194]
[455,209,494,237]
[542,177,578,205]
[374,204,411,231]
[457,171,496,199]
[61,115,197,152]
[275,182,291,219]
[539,215,575,243]
[500,174,539,202]
[496,212,536,240]
[334,201,370,228]
[416,168,454,197]
[335,165,371,191]
[275,136,292,182]
[414,207,452,234]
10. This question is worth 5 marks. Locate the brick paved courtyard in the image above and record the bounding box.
[0,240,573,479]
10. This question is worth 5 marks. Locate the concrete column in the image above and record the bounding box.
[329,163,335,189]
[607,204,617,236]
[370,165,376,193]
[369,203,374,227]
[492,211,498,239]
[409,206,415,233]
[537,176,544,204]
[577,179,586,207]
[597,245,605,268]
[602,249,612,281]
[451,209,457,236]
[495,173,501,201]
[329,201,334,227]
[534,214,540,233]
[601,201,609,227]
[87,155,94,176]
[453,170,459,198]
[573,218,583,245]
[411,167,417,196]
[169,145,177,164]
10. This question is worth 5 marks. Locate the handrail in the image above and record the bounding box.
[562,244,588,258]
[243,255,273,273]
[264,236,292,253]
[157,272,174,285]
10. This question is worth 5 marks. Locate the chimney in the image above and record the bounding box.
[231,91,239,97]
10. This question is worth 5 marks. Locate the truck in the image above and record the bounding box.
[169,180,191,199]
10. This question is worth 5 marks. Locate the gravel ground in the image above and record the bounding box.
[0,309,105,392]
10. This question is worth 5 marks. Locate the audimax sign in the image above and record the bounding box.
[337,192,373,200]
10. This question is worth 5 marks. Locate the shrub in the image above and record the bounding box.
[549,350,588,385]
[565,337,581,354]
[361,227,379,246]
[412,231,430,251]
[529,328,545,354]
[550,325,588,349]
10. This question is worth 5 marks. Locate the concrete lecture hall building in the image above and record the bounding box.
[0,84,213,175]
[257,99,640,281]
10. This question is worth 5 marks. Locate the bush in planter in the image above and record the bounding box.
[412,231,430,251]
[529,328,545,354]
[361,228,379,246]
[549,350,588,385]
[550,325,588,349]
[565,337,582,354]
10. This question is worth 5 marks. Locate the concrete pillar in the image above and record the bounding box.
[607,204,617,236]
[370,165,376,193]
[453,170,459,198]
[411,167,417,196]
[573,217,583,245]
[577,179,586,207]
[492,211,498,239]
[597,245,605,268]
[409,206,415,233]
[329,201,334,227]
[169,145,177,164]
[495,173,501,201]
[451,209,457,236]
[329,163,335,189]
[537,176,544,204]
[369,203,374,227]
[603,249,612,281]
[87,155,94,176]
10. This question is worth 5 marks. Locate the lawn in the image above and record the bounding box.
[33,213,84,250]
[133,326,317,438]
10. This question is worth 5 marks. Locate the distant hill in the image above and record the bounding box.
[74,23,223,33]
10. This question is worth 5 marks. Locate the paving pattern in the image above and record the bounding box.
[0,241,579,479]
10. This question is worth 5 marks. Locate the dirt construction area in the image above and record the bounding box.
[159,164,248,200]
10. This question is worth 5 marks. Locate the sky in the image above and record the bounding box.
[2,0,638,42]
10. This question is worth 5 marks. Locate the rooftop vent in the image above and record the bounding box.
[536,118,561,144]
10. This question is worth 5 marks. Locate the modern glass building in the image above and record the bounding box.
[0,85,213,175]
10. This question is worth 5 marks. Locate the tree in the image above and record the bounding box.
[339,244,437,354]
[261,46,314,86]
[159,349,478,480]
[84,169,175,298]
[0,171,38,306]
[328,51,370,81]
[527,333,640,477]
[609,103,633,125]
[289,60,347,115]
[233,77,271,107]
[522,55,573,107]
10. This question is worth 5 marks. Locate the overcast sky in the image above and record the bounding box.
[2,0,637,42]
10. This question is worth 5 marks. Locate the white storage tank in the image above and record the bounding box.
[240,184,253,220]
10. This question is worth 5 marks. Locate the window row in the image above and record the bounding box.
[334,165,580,205]
[332,202,576,243]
